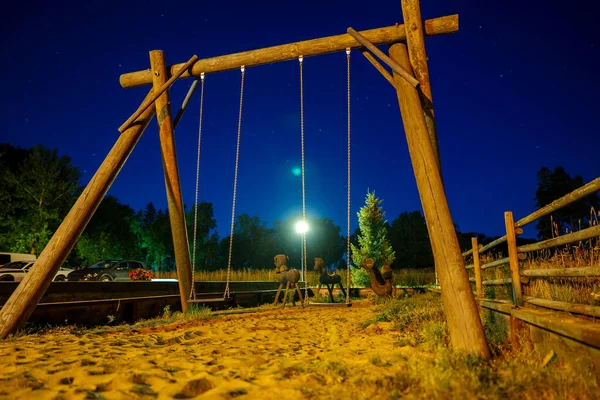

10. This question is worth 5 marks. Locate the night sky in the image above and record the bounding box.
[2,0,599,240]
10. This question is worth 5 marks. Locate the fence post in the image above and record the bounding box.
[472,237,483,298]
[505,211,524,306]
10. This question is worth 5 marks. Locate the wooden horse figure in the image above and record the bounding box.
[361,258,393,297]
[313,257,347,302]
[273,254,304,309]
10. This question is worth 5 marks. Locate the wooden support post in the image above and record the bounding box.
[150,50,193,313]
[400,0,442,179]
[505,211,524,306]
[0,91,156,339]
[389,43,490,358]
[472,237,483,298]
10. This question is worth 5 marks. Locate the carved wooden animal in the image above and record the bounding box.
[361,258,393,297]
[313,257,347,302]
[273,254,304,308]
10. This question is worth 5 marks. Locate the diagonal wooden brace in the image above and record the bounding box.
[347,27,419,88]
[118,55,198,133]
[359,49,395,87]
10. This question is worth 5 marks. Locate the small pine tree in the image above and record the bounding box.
[350,190,395,286]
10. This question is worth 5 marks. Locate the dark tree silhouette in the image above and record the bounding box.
[534,166,598,239]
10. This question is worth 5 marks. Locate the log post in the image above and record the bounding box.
[0,91,156,339]
[389,43,490,358]
[400,0,444,291]
[149,50,193,312]
[472,237,483,298]
[505,211,524,306]
[401,0,442,178]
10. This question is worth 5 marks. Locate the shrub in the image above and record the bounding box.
[128,268,154,281]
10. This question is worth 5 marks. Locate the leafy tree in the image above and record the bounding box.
[305,217,346,270]
[135,203,174,271]
[186,201,220,271]
[0,144,81,255]
[388,211,433,268]
[350,191,395,285]
[0,144,29,247]
[219,214,278,270]
[454,229,495,253]
[75,195,140,265]
[534,166,599,239]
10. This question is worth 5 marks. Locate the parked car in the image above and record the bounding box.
[0,261,72,282]
[0,252,36,267]
[66,260,148,282]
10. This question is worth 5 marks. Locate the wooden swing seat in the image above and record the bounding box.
[187,297,235,306]
[307,302,352,308]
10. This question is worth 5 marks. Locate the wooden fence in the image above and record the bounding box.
[461,177,600,318]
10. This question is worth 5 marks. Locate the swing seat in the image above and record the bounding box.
[307,301,352,308]
[187,297,235,309]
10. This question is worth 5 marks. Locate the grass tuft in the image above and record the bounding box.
[357,292,599,399]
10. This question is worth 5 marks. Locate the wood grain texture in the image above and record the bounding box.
[0,91,156,339]
[511,306,600,349]
[118,55,197,132]
[472,237,482,298]
[481,257,509,270]
[150,50,193,313]
[401,0,441,176]
[478,235,508,254]
[347,27,419,87]
[389,43,490,358]
[120,15,459,88]
[521,266,600,277]
[518,224,600,253]
[524,296,600,318]
[505,212,523,306]
[482,278,513,286]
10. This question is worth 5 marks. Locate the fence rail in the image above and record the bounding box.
[458,176,600,318]
[514,177,600,228]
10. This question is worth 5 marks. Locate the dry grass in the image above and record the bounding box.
[155,268,279,282]
[466,248,600,305]
[464,208,600,307]
[155,267,436,288]
[358,292,598,399]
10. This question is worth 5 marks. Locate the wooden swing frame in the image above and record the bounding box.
[0,1,491,359]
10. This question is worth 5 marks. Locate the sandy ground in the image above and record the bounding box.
[0,300,417,400]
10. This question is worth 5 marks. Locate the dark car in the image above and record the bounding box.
[66,260,148,282]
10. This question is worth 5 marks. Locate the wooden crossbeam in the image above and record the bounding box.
[119,15,459,88]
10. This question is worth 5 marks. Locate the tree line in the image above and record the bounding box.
[1,144,597,271]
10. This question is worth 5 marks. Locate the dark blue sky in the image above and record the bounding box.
[2,0,599,240]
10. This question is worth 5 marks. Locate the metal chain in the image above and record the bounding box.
[345,49,352,305]
[190,73,205,302]
[299,56,309,306]
[224,66,245,299]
